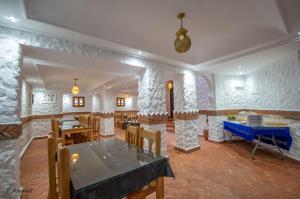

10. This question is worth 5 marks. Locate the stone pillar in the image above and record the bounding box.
[99,90,114,136]
[173,70,200,153]
[138,65,168,156]
[0,38,23,199]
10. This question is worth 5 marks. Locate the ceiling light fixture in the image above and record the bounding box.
[4,16,19,23]
[138,51,142,55]
[71,78,80,94]
[168,82,173,90]
[174,13,191,53]
[298,32,300,35]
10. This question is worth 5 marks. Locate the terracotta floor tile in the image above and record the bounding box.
[21,128,300,199]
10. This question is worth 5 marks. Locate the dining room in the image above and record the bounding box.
[1,0,300,199]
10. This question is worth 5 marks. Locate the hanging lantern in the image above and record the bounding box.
[71,78,80,94]
[174,13,191,53]
[168,82,173,90]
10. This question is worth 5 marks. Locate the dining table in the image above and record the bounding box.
[59,120,93,145]
[67,139,174,199]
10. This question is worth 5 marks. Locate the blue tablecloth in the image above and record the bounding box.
[223,121,292,150]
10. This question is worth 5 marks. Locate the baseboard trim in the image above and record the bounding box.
[174,145,200,153]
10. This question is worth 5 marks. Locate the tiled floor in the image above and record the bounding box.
[21,128,300,199]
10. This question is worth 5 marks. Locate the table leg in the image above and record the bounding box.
[272,135,284,160]
[156,177,164,199]
[251,136,261,160]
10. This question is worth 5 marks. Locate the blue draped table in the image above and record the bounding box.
[223,121,292,159]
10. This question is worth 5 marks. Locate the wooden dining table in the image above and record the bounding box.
[67,139,174,199]
[59,120,93,145]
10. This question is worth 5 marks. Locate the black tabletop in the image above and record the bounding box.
[67,139,174,199]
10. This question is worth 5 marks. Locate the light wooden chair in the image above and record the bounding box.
[48,133,57,199]
[52,118,74,146]
[125,124,140,146]
[48,132,63,199]
[57,142,70,199]
[93,116,100,141]
[128,128,164,199]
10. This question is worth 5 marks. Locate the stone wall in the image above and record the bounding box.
[21,80,32,117]
[215,52,300,111]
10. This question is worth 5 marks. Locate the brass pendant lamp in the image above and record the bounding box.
[174,13,191,53]
[71,78,80,94]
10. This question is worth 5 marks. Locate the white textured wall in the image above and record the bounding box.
[0,38,22,124]
[215,52,300,111]
[175,120,199,149]
[139,65,166,114]
[21,80,32,117]
[63,93,92,113]
[114,93,138,111]
[0,38,22,199]
[32,89,62,115]
[174,70,197,112]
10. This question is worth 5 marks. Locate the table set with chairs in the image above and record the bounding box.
[48,121,174,199]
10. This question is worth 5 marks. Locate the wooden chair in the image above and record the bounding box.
[48,132,63,199]
[93,116,100,141]
[52,117,74,146]
[128,128,164,199]
[125,124,140,146]
[57,142,70,199]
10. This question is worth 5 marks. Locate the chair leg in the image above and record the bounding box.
[156,177,164,199]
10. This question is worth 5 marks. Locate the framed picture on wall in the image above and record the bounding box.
[116,97,125,107]
[73,96,85,107]
[41,90,57,104]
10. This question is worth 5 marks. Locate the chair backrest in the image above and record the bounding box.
[125,125,140,146]
[57,143,70,199]
[51,118,60,139]
[47,133,57,199]
[93,116,100,134]
[139,128,161,156]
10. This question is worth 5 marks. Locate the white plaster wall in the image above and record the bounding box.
[19,122,33,157]
[100,118,114,136]
[31,119,52,137]
[0,38,22,123]
[100,91,114,112]
[175,119,199,150]
[92,94,100,112]
[138,65,166,114]
[141,124,167,157]
[215,52,300,111]
[114,93,138,111]
[32,89,62,115]
[21,80,32,117]
[63,93,92,113]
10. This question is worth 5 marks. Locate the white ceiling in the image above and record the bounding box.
[25,0,294,65]
[22,46,143,93]
[1,0,300,85]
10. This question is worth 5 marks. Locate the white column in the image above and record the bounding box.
[174,70,200,153]
[99,90,115,136]
[0,38,23,199]
[138,65,168,156]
